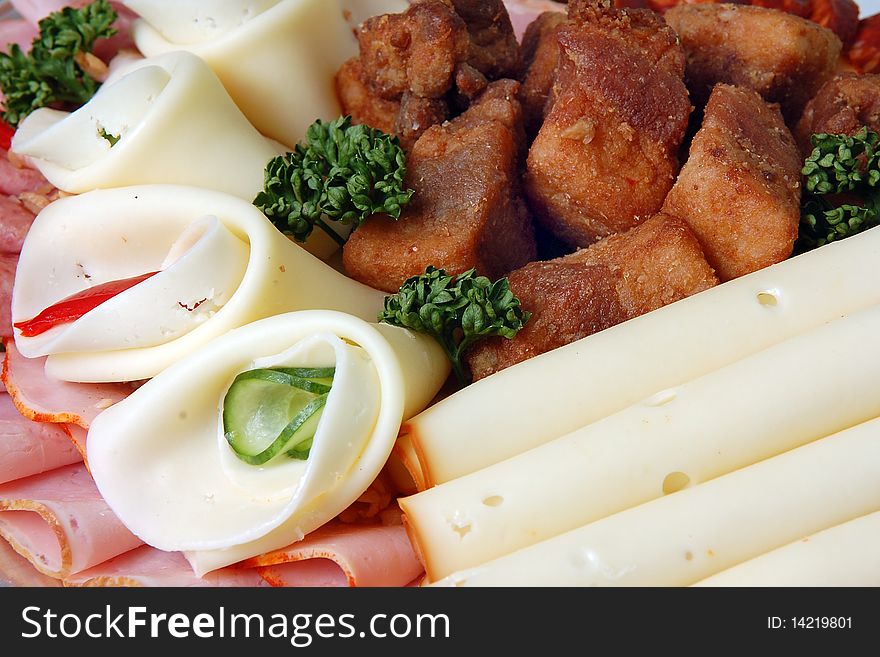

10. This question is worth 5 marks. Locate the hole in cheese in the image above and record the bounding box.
[757,290,779,307]
[644,389,677,407]
[662,471,691,495]
[450,520,472,539]
[481,495,504,508]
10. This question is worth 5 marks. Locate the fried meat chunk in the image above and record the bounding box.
[357,1,469,100]
[663,84,802,281]
[520,11,567,136]
[337,0,522,146]
[446,0,522,79]
[665,4,842,122]
[525,1,692,247]
[343,80,536,293]
[335,58,399,136]
[795,73,880,155]
[465,213,718,380]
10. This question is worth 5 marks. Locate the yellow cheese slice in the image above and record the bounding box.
[403,305,880,580]
[693,511,880,587]
[12,185,385,382]
[402,227,880,488]
[431,416,880,586]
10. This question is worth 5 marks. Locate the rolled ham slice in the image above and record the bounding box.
[2,339,132,428]
[0,254,15,337]
[0,534,61,586]
[0,463,142,578]
[244,522,424,587]
[0,392,81,484]
[0,149,51,197]
[0,195,36,255]
[62,424,87,461]
[64,545,267,587]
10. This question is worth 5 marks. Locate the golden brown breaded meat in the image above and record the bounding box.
[343,80,537,293]
[524,2,692,248]
[335,58,399,136]
[520,11,566,136]
[445,0,521,79]
[795,73,880,156]
[665,4,842,122]
[357,1,470,100]
[663,84,802,282]
[338,1,523,148]
[465,213,718,381]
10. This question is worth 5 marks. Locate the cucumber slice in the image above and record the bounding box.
[232,368,332,394]
[222,366,334,466]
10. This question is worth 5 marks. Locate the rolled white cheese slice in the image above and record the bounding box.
[12,185,386,382]
[403,305,880,581]
[431,416,880,587]
[402,226,880,489]
[126,0,355,148]
[693,511,880,587]
[86,310,449,574]
[11,51,279,201]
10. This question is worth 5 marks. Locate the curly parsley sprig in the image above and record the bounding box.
[254,117,414,246]
[798,129,880,252]
[379,267,531,384]
[0,0,117,127]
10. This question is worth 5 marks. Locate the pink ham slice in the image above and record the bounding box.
[0,194,37,254]
[0,253,15,338]
[62,423,87,461]
[0,532,61,586]
[0,392,80,484]
[242,523,424,588]
[0,462,142,578]
[0,149,52,197]
[65,546,268,587]
[0,18,37,52]
[2,339,133,428]
[503,0,567,40]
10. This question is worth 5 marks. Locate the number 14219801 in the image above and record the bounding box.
[768,617,852,630]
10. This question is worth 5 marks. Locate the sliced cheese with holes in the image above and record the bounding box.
[127,0,355,148]
[11,51,279,201]
[431,416,880,586]
[12,185,385,382]
[693,511,880,587]
[403,305,880,581]
[86,311,449,574]
[401,227,880,489]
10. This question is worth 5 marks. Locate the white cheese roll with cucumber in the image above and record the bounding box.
[86,310,449,574]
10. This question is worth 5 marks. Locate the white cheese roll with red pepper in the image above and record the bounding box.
[11,185,385,382]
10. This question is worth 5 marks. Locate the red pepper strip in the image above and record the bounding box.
[14,271,159,337]
[0,120,15,151]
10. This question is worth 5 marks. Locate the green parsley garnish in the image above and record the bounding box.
[798,129,880,251]
[254,116,414,246]
[379,267,531,385]
[0,0,117,127]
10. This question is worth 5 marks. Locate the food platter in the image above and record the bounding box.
[2,0,880,590]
